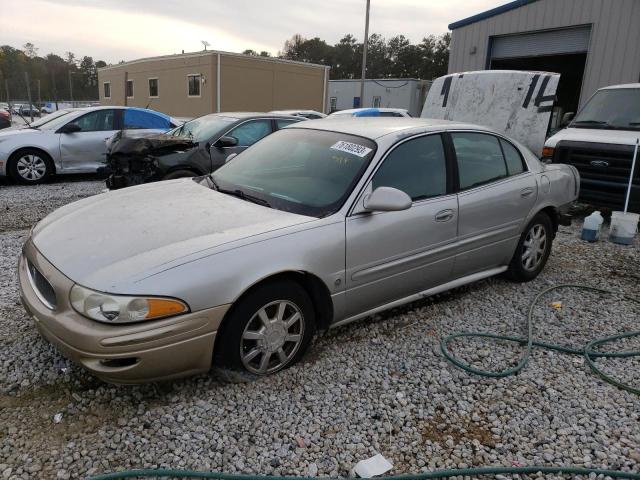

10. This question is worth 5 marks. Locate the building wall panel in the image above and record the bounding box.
[448,0,640,107]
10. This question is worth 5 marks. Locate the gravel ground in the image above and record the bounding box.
[0,179,639,479]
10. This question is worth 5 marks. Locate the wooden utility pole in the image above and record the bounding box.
[359,0,371,108]
[4,79,10,114]
[51,70,59,110]
[37,79,41,107]
[68,70,74,105]
[25,72,34,122]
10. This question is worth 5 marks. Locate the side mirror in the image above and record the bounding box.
[363,186,412,212]
[214,136,238,148]
[225,153,238,163]
[561,112,575,127]
[59,123,82,134]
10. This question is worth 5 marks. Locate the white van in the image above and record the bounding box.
[543,84,640,211]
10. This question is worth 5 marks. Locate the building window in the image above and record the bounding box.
[103,82,111,99]
[373,96,381,108]
[188,74,201,97]
[148,78,159,98]
[126,79,134,98]
[329,97,337,112]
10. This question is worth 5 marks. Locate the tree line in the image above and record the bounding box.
[278,32,450,80]
[0,43,106,103]
[0,33,450,103]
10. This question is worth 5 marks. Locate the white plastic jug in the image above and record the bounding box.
[581,211,603,242]
[609,211,639,245]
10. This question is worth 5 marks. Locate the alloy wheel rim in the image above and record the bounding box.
[16,154,46,181]
[522,224,547,271]
[240,300,304,374]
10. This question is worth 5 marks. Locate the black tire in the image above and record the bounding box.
[162,169,196,180]
[506,212,554,282]
[215,280,316,376]
[8,148,54,184]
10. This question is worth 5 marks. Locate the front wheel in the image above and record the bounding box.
[215,280,316,376]
[8,149,53,184]
[506,212,553,282]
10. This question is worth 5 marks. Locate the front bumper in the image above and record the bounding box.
[18,239,230,384]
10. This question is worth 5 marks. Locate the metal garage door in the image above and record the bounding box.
[491,26,591,59]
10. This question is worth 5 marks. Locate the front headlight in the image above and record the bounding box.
[70,285,189,324]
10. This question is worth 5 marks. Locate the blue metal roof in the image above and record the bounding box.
[449,0,539,30]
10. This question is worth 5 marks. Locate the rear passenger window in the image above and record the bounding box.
[452,133,507,190]
[372,134,447,201]
[123,109,171,130]
[500,139,525,175]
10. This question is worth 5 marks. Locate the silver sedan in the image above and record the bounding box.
[0,106,179,184]
[18,118,579,383]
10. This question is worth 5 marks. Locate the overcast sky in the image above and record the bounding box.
[5,0,507,63]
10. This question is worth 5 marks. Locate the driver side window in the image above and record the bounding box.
[372,134,447,201]
[70,110,115,132]
[228,120,273,147]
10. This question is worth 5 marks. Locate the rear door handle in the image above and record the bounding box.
[521,187,534,198]
[435,209,455,222]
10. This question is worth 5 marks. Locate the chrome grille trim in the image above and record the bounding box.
[26,258,57,310]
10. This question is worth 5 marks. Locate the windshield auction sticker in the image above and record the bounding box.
[330,141,372,157]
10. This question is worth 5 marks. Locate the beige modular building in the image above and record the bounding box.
[98,51,330,118]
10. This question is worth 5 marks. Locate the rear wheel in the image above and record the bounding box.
[8,149,53,184]
[506,212,553,282]
[215,280,316,375]
[162,169,196,180]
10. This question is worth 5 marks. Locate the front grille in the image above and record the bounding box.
[554,140,639,211]
[26,259,57,309]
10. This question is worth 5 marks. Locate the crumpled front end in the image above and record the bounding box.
[101,130,196,190]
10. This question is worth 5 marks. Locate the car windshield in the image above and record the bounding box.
[28,109,76,130]
[211,128,376,217]
[572,88,640,130]
[168,114,237,142]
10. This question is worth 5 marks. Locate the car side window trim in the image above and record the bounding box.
[445,130,531,194]
[212,117,298,146]
[347,131,453,216]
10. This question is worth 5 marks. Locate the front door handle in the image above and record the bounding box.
[435,209,455,222]
[521,187,534,198]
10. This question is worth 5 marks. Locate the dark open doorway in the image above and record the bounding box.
[491,52,587,123]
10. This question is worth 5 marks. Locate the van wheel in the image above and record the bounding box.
[506,212,553,282]
[215,280,316,376]
[163,170,196,180]
[8,149,53,184]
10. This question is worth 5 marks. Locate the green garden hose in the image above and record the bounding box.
[440,283,640,395]
[90,284,640,480]
[89,465,640,479]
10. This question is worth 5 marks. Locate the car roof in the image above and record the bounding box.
[270,110,322,114]
[289,117,492,140]
[199,112,304,120]
[600,83,640,90]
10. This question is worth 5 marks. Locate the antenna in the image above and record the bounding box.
[201,40,210,51]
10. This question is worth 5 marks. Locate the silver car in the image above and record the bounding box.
[0,106,180,184]
[18,118,579,384]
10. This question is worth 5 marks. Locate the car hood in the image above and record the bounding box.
[32,179,316,292]
[546,127,640,147]
[0,127,45,139]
